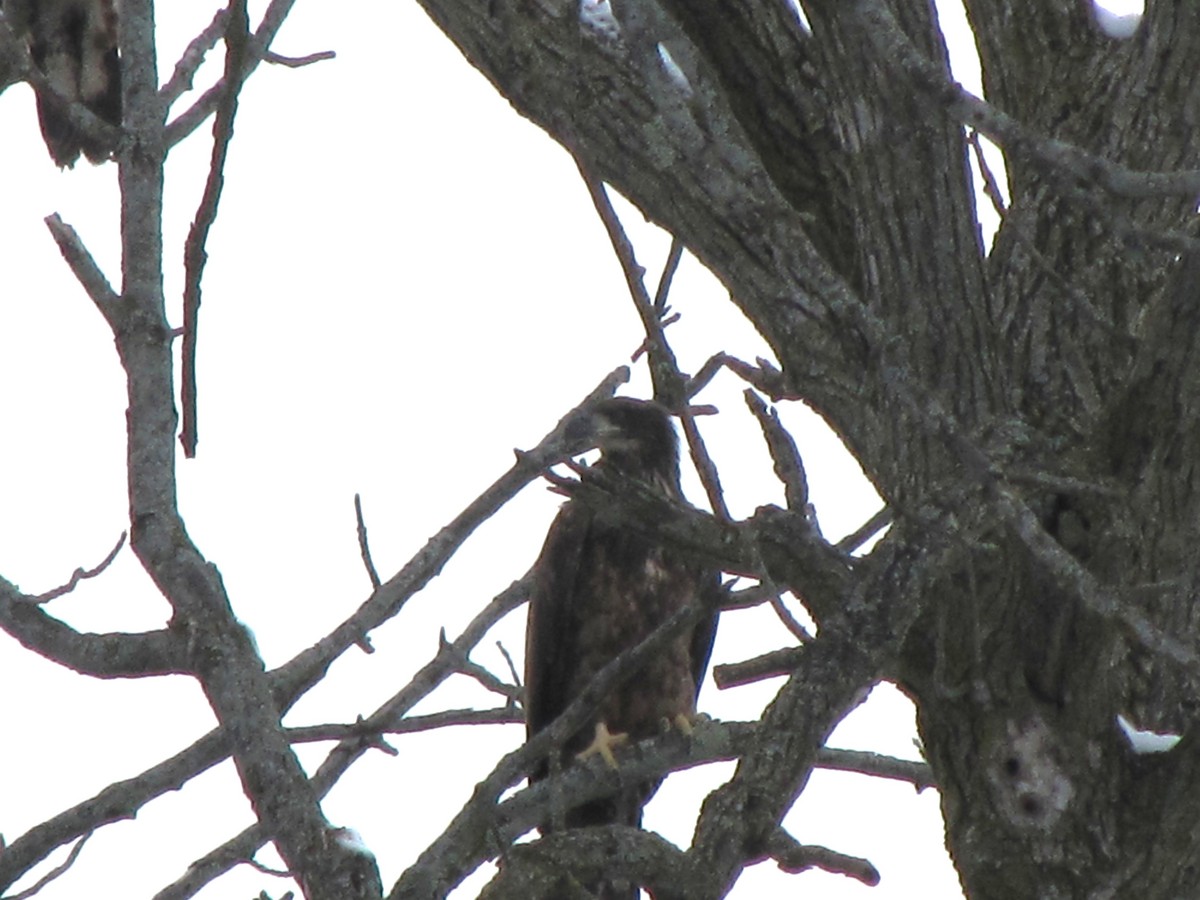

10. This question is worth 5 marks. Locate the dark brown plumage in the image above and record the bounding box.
[525,398,719,898]
[7,0,121,167]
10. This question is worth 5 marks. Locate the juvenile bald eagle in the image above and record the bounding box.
[6,0,121,166]
[525,398,718,895]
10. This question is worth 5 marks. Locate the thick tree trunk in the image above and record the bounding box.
[418,0,1200,895]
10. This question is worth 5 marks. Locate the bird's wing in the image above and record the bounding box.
[689,570,722,698]
[525,500,592,742]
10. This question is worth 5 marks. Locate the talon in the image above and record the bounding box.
[576,721,628,769]
[673,713,695,736]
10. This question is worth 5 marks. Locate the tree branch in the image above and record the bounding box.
[180,0,249,458]
[856,1,1200,202]
[0,576,185,678]
[44,215,120,313]
[353,494,382,592]
[159,7,229,108]
[743,389,811,515]
[684,532,936,896]
[763,828,879,886]
[25,532,127,605]
[164,0,300,148]
[4,832,93,900]
[261,49,336,68]
[284,707,523,746]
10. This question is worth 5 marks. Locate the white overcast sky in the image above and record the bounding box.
[0,1,1140,898]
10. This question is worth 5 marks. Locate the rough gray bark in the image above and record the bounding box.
[415,0,1200,897]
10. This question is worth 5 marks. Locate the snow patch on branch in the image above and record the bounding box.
[783,0,812,34]
[1116,714,1181,755]
[657,43,692,96]
[580,0,620,42]
[331,827,375,857]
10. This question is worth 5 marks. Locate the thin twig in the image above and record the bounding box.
[834,507,893,555]
[0,574,184,677]
[28,532,127,605]
[495,640,523,697]
[817,747,935,790]
[261,49,336,67]
[165,0,299,148]
[652,237,686,316]
[285,707,521,745]
[577,165,684,406]
[678,405,731,520]
[5,832,93,900]
[767,593,813,644]
[685,352,727,397]
[631,312,680,363]
[966,129,1007,220]
[687,352,794,402]
[440,628,522,702]
[180,0,248,458]
[765,828,880,886]
[713,647,802,689]
[577,164,732,521]
[43,215,120,313]
[240,856,292,878]
[353,494,382,591]
[720,582,777,611]
[159,7,229,107]
[743,389,810,512]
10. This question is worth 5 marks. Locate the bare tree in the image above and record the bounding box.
[3,1,1199,899]
[407,1,1200,897]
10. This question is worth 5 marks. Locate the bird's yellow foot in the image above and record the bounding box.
[659,712,703,735]
[576,721,628,769]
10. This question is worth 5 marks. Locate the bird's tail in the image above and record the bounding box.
[21,0,123,168]
[34,45,121,168]
[564,782,655,900]
[564,785,647,831]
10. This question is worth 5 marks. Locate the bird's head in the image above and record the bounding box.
[565,397,680,482]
